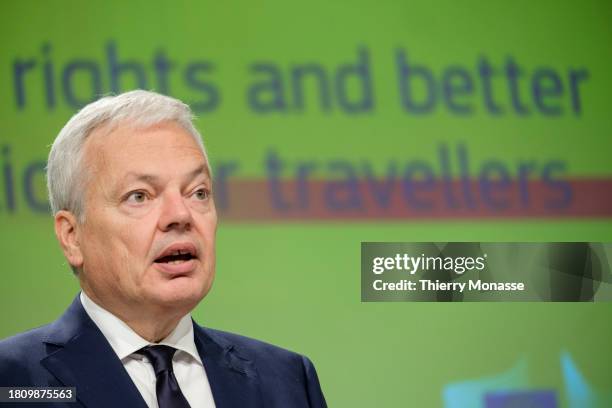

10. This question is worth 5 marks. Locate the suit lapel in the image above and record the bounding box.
[39,296,264,408]
[193,324,264,408]
[40,296,148,408]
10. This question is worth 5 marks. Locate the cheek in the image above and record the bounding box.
[116,224,156,266]
[201,222,217,253]
[202,211,218,238]
[95,219,155,276]
[194,216,217,262]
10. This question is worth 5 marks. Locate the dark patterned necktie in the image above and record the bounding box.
[138,345,191,408]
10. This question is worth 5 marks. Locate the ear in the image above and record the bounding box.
[54,210,84,269]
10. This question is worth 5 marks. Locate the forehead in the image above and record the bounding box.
[83,121,210,180]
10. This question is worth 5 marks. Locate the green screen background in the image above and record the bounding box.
[1,1,611,407]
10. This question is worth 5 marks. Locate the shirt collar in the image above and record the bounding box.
[79,291,202,364]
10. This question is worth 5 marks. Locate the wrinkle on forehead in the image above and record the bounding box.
[84,121,207,169]
[81,121,210,204]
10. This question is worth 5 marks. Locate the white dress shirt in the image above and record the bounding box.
[80,292,216,408]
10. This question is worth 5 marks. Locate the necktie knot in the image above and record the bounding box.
[136,345,191,407]
[139,345,177,376]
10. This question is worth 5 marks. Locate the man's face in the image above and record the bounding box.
[75,121,217,317]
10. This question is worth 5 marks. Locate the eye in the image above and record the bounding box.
[126,190,149,204]
[193,188,210,201]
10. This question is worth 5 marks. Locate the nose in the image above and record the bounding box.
[158,190,193,232]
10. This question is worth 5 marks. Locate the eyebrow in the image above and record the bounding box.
[121,164,211,188]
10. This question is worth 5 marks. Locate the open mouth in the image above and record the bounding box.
[154,249,196,265]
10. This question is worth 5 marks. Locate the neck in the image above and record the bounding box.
[124,319,180,343]
[81,287,187,343]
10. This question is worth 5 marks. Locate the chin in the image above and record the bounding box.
[150,278,209,312]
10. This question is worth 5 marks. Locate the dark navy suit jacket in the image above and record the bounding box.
[0,296,327,407]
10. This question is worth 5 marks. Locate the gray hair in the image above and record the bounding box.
[47,90,209,222]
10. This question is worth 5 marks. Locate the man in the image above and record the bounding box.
[0,90,327,408]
